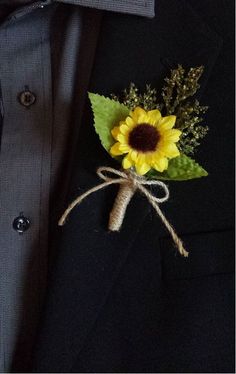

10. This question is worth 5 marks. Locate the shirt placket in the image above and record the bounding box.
[0,5,53,371]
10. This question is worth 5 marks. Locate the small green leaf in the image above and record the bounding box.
[147,154,208,181]
[88,93,129,152]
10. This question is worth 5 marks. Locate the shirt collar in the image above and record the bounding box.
[55,0,155,18]
[0,0,154,30]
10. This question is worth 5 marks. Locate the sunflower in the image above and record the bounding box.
[110,107,182,175]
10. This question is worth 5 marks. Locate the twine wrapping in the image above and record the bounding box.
[58,166,189,257]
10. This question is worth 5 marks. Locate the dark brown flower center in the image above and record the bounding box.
[128,123,159,152]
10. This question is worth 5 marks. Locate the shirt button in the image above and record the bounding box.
[13,213,30,234]
[18,88,36,107]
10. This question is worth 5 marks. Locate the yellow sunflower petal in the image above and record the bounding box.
[136,153,146,165]
[135,162,151,176]
[146,109,162,125]
[122,154,133,169]
[110,142,124,156]
[117,133,128,144]
[130,107,146,120]
[157,115,176,133]
[119,124,130,135]
[145,153,155,164]
[130,150,138,162]
[153,156,168,172]
[125,116,135,128]
[111,126,120,140]
[119,144,130,152]
[144,150,163,165]
[162,129,182,142]
[119,120,127,126]
[130,107,148,124]
[161,143,180,158]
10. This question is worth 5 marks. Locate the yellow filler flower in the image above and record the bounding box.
[110,107,182,175]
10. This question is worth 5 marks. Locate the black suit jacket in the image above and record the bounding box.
[33,0,234,372]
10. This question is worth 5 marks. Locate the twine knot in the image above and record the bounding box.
[58,166,188,257]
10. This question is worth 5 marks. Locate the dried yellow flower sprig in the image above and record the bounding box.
[111,65,209,155]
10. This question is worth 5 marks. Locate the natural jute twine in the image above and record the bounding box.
[58,166,189,257]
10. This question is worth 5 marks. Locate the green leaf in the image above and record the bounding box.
[88,93,129,152]
[147,154,208,181]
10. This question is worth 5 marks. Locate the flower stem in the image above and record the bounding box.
[109,183,136,231]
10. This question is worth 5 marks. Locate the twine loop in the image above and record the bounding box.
[58,166,188,257]
[97,166,169,203]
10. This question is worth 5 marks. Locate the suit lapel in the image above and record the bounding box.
[44,91,152,373]
[34,1,222,371]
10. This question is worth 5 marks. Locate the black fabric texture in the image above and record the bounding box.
[0,1,35,21]
[0,80,3,150]
[32,0,235,372]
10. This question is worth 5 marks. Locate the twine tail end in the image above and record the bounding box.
[181,248,189,258]
[178,240,189,257]
[58,217,66,226]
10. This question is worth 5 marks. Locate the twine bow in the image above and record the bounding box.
[58,166,188,257]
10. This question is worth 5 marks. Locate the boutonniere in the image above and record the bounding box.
[59,65,209,257]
